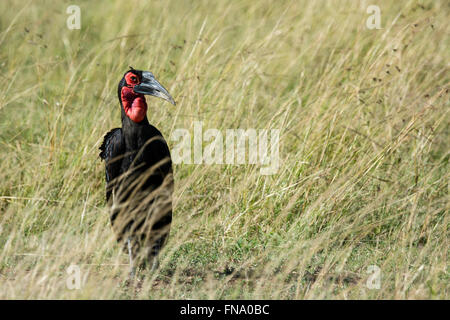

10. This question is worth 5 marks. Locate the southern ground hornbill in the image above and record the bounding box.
[99,68,175,275]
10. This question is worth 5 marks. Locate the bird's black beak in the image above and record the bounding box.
[133,71,176,105]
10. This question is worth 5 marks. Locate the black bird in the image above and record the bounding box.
[99,68,175,275]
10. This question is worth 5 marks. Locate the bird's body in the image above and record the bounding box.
[99,68,175,273]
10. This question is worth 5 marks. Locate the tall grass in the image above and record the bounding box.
[0,0,448,299]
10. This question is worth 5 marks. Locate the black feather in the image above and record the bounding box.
[99,128,124,201]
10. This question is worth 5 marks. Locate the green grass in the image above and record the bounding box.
[0,0,448,299]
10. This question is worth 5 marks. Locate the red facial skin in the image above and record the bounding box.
[121,72,148,123]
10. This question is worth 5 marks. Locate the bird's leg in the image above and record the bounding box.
[149,238,161,272]
[150,256,160,272]
[127,237,136,280]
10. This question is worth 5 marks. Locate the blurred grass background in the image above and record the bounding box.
[0,0,448,299]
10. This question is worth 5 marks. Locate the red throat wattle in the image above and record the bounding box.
[121,86,148,123]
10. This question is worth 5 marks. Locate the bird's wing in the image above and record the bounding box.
[99,128,124,202]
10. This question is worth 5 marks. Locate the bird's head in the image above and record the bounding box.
[118,67,175,123]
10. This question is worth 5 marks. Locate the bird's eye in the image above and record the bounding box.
[131,76,137,82]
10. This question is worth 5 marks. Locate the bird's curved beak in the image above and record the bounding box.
[133,71,176,105]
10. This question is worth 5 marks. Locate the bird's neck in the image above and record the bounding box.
[120,98,151,150]
[121,87,148,123]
